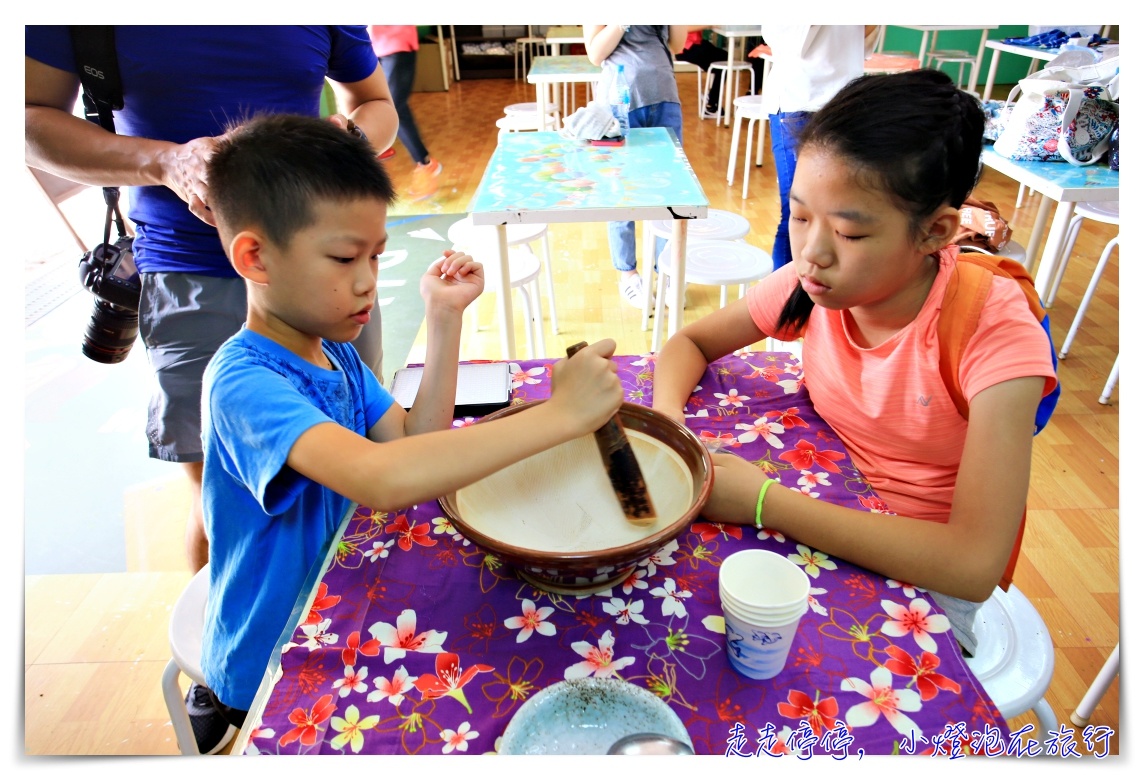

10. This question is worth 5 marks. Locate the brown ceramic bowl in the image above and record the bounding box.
[439,401,714,595]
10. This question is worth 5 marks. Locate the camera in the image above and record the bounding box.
[78,233,141,364]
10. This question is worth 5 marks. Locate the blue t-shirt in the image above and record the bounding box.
[199,328,393,710]
[25,25,379,276]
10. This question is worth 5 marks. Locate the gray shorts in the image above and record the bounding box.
[138,271,384,462]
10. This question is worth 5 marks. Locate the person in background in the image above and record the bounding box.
[652,70,1056,658]
[676,27,769,119]
[25,24,398,755]
[199,113,623,742]
[369,25,443,201]
[756,24,878,268]
[584,24,689,310]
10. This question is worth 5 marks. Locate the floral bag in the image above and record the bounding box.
[993,51,1119,165]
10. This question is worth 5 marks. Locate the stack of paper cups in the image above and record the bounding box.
[718,549,811,680]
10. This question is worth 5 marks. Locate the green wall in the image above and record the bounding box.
[881,25,1032,93]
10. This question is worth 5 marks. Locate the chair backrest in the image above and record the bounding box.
[169,566,211,685]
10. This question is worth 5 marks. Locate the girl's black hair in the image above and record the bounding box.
[774,69,986,334]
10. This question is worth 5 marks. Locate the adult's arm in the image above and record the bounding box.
[25,55,218,222]
[583,25,626,66]
[326,63,399,156]
[667,25,690,54]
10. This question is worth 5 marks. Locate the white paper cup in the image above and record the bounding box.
[718,550,811,679]
[719,549,810,612]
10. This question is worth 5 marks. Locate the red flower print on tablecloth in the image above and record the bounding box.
[780,439,845,473]
[369,608,448,664]
[332,664,369,698]
[765,408,809,431]
[742,361,785,383]
[698,430,739,451]
[300,582,341,627]
[414,652,495,714]
[691,521,743,544]
[367,664,415,706]
[840,666,922,737]
[439,721,479,753]
[776,689,840,737]
[858,493,893,513]
[329,705,380,753]
[341,630,381,667]
[278,693,337,748]
[881,598,951,654]
[882,645,961,701]
[504,599,557,643]
[384,514,437,551]
[564,629,636,679]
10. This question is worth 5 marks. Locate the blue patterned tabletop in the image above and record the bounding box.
[468,128,709,225]
[981,147,1119,201]
[527,55,601,80]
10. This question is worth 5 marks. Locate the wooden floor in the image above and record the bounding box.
[24,74,1119,756]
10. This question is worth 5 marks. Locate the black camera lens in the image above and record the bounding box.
[81,299,139,364]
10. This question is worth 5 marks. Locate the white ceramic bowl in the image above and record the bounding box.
[498,677,693,755]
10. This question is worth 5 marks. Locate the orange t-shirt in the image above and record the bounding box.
[746,246,1057,522]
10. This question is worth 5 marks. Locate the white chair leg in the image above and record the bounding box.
[528,278,546,356]
[162,659,198,755]
[720,284,728,308]
[1071,643,1120,726]
[696,68,703,118]
[1058,236,1117,359]
[755,116,767,167]
[518,285,536,360]
[1015,183,1027,208]
[640,226,656,328]
[727,110,742,184]
[651,265,669,353]
[1046,215,1085,308]
[1099,356,1119,405]
[537,233,558,334]
[743,117,756,200]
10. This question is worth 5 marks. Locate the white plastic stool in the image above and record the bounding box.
[704,60,755,124]
[161,567,232,755]
[650,239,774,352]
[727,94,768,199]
[1071,643,1119,727]
[501,102,560,133]
[928,50,977,90]
[513,35,547,81]
[473,246,546,359]
[449,215,558,335]
[964,585,1058,738]
[1098,355,1119,405]
[1046,201,1119,308]
[640,210,752,327]
[672,58,705,118]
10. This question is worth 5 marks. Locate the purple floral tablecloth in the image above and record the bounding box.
[240,350,1008,756]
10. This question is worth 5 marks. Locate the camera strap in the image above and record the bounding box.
[69,26,129,245]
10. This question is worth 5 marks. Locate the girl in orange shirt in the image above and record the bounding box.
[651,70,1056,653]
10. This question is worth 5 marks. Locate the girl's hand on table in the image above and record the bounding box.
[703,452,770,526]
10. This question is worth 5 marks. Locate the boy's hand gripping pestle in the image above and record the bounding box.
[566,342,657,526]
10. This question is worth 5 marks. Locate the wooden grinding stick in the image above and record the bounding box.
[566,342,657,526]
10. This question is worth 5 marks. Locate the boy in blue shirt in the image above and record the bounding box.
[198,114,623,748]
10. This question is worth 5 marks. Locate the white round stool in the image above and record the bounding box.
[468,245,547,359]
[503,102,560,131]
[964,585,1059,738]
[640,210,753,326]
[727,94,768,199]
[650,239,774,352]
[449,215,558,335]
[704,60,755,124]
[1046,200,1119,307]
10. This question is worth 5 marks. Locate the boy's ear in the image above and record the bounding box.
[918,205,962,254]
[229,231,270,284]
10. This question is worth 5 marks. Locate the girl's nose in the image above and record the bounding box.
[798,224,832,268]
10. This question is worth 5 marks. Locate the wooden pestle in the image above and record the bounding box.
[566,342,657,526]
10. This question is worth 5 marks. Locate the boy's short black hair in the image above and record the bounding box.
[208,113,397,248]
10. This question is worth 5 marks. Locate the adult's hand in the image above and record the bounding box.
[157,135,222,226]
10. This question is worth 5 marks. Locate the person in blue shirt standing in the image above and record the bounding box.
[24,24,399,754]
